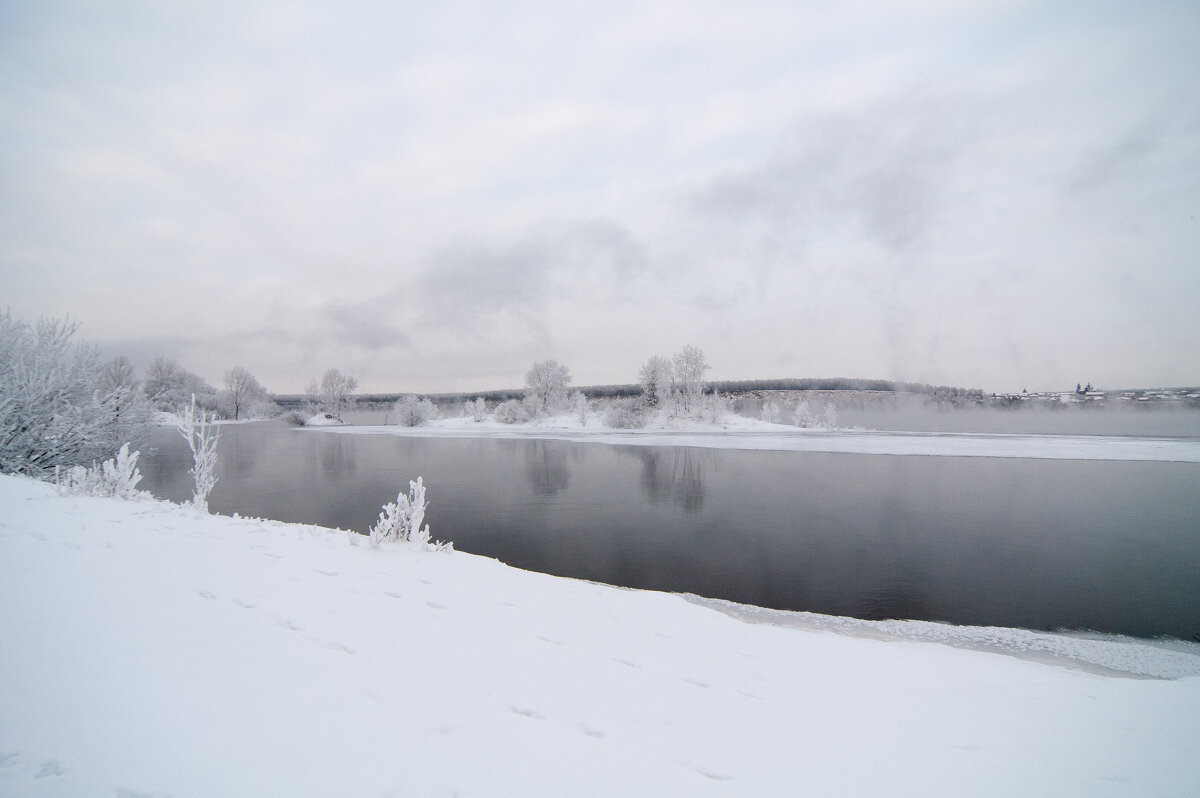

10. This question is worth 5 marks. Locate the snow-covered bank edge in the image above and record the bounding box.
[686,597,1200,680]
[304,416,1200,462]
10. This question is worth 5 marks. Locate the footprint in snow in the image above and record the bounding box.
[681,676,710,688]
[0,751,19,768]
[693,765,733,782]
[324,641,356,655]
[735,689,764,701]
[272,617,302,632]
[537,635,564,646]
[507,705,545,720]
[314,569,338,577]
[425,601,447,610]
[612,658,641,669]
[35,760,64,778]
[578,724,605,739]
[195,590,216,600]
[384,591,404,599]
[233,598,256,609]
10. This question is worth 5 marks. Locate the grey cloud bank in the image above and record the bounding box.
[2,1,1197,394]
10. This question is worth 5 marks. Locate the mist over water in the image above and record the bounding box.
[141,423,1200,641]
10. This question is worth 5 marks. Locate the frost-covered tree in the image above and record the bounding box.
[524,360,571,416]
[761,401,782,424]
[310,368,358,421]
[570,390,590,425]
[0,312,153,477]
[178,395,219,513]
[142,356,217,412]
[672,345,710,413]
[467,397,489,422]
[638,355,673,409]
[223,366,266,421]
[392,395,439,427]
[823,401,839,430]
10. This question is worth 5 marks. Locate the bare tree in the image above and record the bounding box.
[223,366,265,421]
[672,345,710,413]
[638,355,673,409]
[524,360,571,416]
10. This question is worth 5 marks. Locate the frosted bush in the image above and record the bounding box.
[493,399,529,424]
[392,395,439,427]
[468,397,488,422]
[602,398,646,428]
[793,400,818,428]
[823,401,839,430]
[702,394,729,424]
[369,476,452,551]
[57,443,147,500]
[761,401,782,424]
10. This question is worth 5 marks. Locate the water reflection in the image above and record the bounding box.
[627,447,710,514]
[524,440,573,495]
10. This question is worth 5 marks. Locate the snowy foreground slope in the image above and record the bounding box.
[2,475,1199,797]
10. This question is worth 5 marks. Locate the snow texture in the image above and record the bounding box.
[1,474,1198,797]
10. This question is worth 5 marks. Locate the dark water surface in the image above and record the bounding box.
[140,423,1200,641]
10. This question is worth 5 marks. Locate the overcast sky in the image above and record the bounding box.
[2,1,1197,394]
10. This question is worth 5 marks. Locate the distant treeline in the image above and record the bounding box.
[275,378,984,409]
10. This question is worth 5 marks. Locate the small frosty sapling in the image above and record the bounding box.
[178,395,220,513]
[57,443,147,500]
[369,476,452,551]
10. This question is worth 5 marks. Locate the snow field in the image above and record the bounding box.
[2,474,1199,796]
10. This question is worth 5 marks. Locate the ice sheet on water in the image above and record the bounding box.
[685,596,1200,680]
[312,419,1200,462]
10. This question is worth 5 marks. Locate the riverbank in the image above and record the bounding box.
[308,414,1200,462]
[2,474,1199,796]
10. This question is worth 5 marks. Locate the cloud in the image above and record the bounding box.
[415,219,649,342]
[687,93,980,256]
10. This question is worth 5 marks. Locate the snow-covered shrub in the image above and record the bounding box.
[0,311,154,477]
[602,398,646,428]
[702,394,729,424]
[823,401,839,430]
[761,401,782,424]
[392,395,439,427]
[571,391,590,425]
[178,396,220,513]
[369,476,452,551]
[57,443,147,500]
[493,399,530,424]
[793,400,818,428]
[468,397,488,422]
